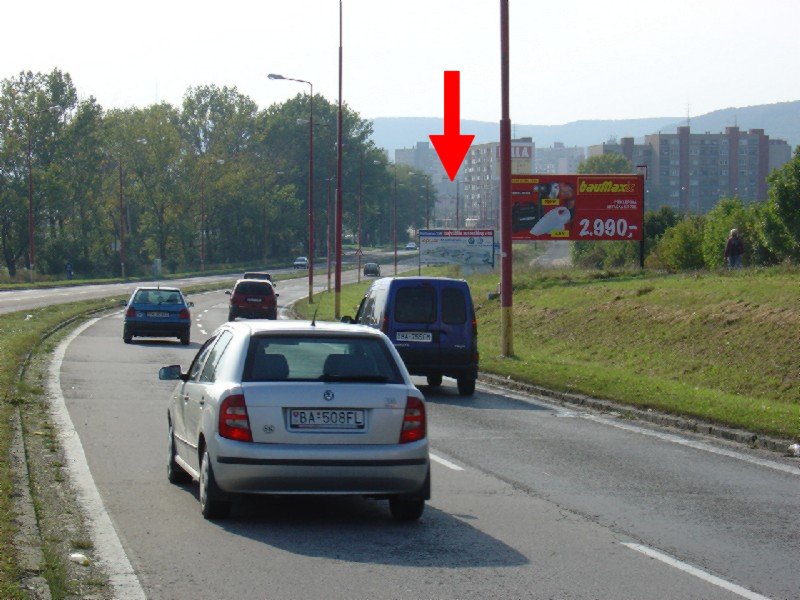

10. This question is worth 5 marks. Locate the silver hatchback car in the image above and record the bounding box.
[159,320,430,520]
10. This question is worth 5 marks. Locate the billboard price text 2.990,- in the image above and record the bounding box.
[511,174,644,241]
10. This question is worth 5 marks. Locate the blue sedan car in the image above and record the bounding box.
[123,286,193,345]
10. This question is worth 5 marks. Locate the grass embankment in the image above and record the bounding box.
[0,279,233,597]
[295,266,800,441]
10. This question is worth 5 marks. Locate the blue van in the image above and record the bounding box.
[347,277,478,396]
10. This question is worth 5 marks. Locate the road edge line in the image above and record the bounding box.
[621,543,772,600]
[47,317,146,600]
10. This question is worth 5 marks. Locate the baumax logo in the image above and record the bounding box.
[579,180,636,194]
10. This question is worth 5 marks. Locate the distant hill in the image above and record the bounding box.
[370,101,800,158]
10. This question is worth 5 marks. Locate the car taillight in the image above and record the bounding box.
[125,307,136,318]
[399,397,426,444]
[219,394,252,442]
[178,308,190,320]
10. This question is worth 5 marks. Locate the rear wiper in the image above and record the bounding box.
[319,375,389,383]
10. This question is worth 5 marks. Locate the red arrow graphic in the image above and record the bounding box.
[429,71,475,181]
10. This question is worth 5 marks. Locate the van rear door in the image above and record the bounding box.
[438,283,472,357]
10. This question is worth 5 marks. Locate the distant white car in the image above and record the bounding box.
[293,256,309,269]
[160,320,430,520]
[405,242,417,250]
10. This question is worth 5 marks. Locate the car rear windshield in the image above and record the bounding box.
[394,286,436,323]
[235,282,274,295]
[133,290,183,304]
[243,335,403,383]
[442,287,467,324]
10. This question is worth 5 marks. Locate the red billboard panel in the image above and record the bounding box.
[511,174,644,241]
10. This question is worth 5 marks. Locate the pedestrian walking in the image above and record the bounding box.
[724,229,744,269]
[65,260,74,280]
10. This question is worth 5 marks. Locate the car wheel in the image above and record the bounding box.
[426,374,442,388]
[180,330,190,345]
[457,376,476,396]
[227,310,236,321]
[123,327,133,344]
[167,421,190,484]
[199,450,230,519]
[389,496,425,521]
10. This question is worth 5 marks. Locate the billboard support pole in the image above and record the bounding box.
[636,167,647,269]
[499,0,513,357]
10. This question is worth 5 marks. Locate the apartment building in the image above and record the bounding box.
[589,127,791,213]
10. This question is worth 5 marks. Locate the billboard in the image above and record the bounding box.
[420,229,495,267]
[511,174,644,241]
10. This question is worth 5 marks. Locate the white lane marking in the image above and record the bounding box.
[478,381,798,477]
[199,330,207,335]
[203,309,209,313]
[582,414,799,477]
[622,543,772,600]
[430,452,464,471]
[48,319,147,600]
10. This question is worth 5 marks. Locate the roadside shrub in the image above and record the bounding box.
[655,215,706,271]
[701,198,748,269]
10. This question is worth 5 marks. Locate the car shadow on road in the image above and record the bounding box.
[198,493,528,568]
[421,385,551,411]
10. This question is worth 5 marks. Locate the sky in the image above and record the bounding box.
[3,0,800,125]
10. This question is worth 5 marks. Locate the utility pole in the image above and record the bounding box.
[499,0,513,357]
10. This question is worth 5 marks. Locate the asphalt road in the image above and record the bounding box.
[51,271,799,599]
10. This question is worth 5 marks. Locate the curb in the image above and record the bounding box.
[477,372,795,456]
[9,304,115,599]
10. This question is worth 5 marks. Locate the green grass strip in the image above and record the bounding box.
[295,266,800,441]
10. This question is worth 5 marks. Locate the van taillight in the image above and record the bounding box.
[472,316,477,337]
[399,397,426,444]
[381,315,389,334]
[219,394,252,442]
[125,307,136,318]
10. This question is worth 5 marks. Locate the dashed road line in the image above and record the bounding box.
[622,543,772,600]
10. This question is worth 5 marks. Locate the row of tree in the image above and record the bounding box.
[572,152,800,270]
[0,69,431,278]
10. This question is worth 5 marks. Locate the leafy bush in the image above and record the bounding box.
[701,198,748,269]
[655,216,706,271]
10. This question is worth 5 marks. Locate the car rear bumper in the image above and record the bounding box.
[231,307,277,319]
[397,347,478,379]
[124,320,189,337]
[210,436,429,496]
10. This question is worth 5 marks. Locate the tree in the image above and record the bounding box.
[766,145,800,261]
[0,69,76,276]
[577,153,633,175]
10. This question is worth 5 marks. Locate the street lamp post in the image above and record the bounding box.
[25,105,61,281]
[326,176,334,292]
[358,152,363,283]
[118,159,126,278]
[268,73,314,303]
[393,164,398,275]
[334,0,344,319]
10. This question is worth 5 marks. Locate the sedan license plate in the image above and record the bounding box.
[289,409,365,430]
[246,297,262,303]
[396,331,432,343]
[146,311,169,318]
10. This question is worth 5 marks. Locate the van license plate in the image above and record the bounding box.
[289,409,365,429]
[397,332,432,342]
